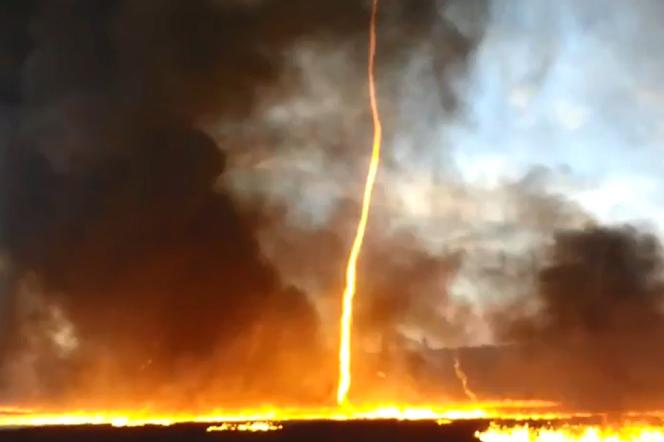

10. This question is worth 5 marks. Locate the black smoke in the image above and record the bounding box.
[493,226,664,409]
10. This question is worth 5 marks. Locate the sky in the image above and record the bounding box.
[446,0,664,231]
[228,0,664,237]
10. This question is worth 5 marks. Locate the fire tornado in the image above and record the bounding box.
[337,0,383,406]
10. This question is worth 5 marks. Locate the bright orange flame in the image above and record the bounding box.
[0,400,563,428]
[454,353,478,402]
[477,423,664,442]
[206,421,283,432]
[337,0,383,406]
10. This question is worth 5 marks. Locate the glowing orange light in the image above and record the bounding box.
[206,421,283,432]
[337,0,383,406]
[477,423,664,442]
[0,400,562,428]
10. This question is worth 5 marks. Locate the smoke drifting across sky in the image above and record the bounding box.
[0,0,663,410]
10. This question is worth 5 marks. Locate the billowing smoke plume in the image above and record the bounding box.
[434,0,664,409]
[487,227,664,409]
[0,0,384,407]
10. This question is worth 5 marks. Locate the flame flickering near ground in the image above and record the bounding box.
[337,0,383,406]
[477,423,664,442]
[0,400,567,428]
[4,402,664,442]
[206,421,283,432]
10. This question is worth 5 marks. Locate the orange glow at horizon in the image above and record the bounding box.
[6,399,664,436]
[337,0,383,406]
[0,400,566,428]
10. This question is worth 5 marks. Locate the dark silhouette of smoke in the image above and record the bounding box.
[493,226,664,409]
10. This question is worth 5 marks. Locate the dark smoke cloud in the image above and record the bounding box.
[356,231,468,349]
[351,232,472,402]
[0,0,376,406]
[492,226,664,409]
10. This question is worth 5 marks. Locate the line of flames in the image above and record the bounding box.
[0,401,560,427]
[3,404,664,441]
[476,423,664,442]
[0,400,585,427]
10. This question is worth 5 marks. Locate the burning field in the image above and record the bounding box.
[2,0,664,440]
[4,416,664,442]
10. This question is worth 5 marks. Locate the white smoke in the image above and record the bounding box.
[427,0,664,343]
[443,0,664,231]
[212,0,664,346]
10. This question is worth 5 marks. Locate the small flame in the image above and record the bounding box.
[477,423,664,442]
[454,353,478,402]
[207,421,283,433]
